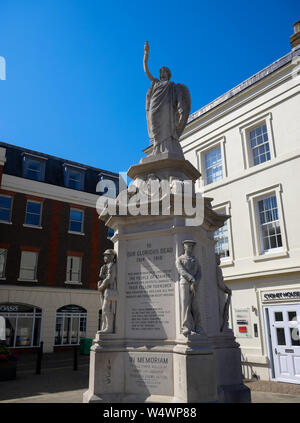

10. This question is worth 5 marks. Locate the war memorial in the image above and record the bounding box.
[83,42,251,403]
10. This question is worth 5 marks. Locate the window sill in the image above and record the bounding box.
[23,224,43,229]
[17,278,38,282]
[0,277,6,280]
[247,158,271,171]
[0,220,12,225]
[253,250,289,262]
[64,281,83,285]
[220,258,234,267]
[68,231,85,236]
[202,177,227,189]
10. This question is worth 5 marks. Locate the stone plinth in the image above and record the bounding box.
[83,156,250,403]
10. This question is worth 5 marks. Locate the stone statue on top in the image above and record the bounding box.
[143,41,191,158]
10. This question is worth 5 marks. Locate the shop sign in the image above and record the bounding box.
[57,305,87,313]
[234,308,252,338]
[0,304,19,312]
[261,290,300,303]
[0,303,41,313]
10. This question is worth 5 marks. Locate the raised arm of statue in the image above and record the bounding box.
[143,41,154,82]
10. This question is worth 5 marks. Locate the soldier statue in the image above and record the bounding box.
[216,254,232,332]
[176,240,202,336]
[98,249,118,334]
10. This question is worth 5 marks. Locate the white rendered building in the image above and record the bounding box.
[180,22,300,383]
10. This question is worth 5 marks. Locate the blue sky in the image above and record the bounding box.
[0,0,299,173]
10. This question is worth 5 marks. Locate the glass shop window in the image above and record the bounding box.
[54,305,87,346]
[0,303,42,348]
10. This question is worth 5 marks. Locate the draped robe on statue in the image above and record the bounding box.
[146,78,189,157]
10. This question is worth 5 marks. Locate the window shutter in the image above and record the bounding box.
[19,251,37,280]
[0,249,7,277]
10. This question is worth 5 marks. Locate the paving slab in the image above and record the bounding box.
[3,388,300,404]
[0,366,89,402]
[245,379,300,395]
[251,391,300,403]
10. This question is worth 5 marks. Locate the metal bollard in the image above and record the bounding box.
[73,345,78,371]
[36,341,43,375]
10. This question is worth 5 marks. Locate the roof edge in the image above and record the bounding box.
[187,45,300,125]
[0,141,119,178]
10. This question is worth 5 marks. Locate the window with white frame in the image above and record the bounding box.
[55,305,87,346]
[204,146,223,185]
[257,195,282,252]
[69,209,83,233]
[214,210,230,259]
[248,123,271,166]
[66,256,82,283]
[19,251,38,281]
[0,303,42,348]
[0,195,12,222]
[25,201,42,226]
[22,155,46,181]
[240,113,276,170]
[0,249,7,278]
[64,166,85,190]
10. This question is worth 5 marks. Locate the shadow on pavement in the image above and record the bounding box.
[0,351,90,402]
[0,367,89,401]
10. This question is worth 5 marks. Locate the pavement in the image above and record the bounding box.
[0,350,90,403]
[1,350,300,403]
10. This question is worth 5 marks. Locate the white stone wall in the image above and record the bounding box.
[181,54,300,381]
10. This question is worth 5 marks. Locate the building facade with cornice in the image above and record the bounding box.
[0,142,118,353]
[180,23,300,383]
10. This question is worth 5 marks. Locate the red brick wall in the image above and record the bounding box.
[46,200,62,286]
[0,188,113,290]
[89,209,100,290]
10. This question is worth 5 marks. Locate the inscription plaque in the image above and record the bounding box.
[125,237,175,339]
[126,352,173,396]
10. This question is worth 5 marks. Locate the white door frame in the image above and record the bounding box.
[263,306,276,381]
[264,303,300,384]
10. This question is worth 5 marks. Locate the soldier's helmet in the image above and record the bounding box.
[103,249,116,257]
[182,240,196,245]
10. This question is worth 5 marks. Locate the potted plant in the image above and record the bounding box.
[0,344,19,381]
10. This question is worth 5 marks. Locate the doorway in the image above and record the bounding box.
[265,304,300,383]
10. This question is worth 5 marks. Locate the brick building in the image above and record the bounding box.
[0,142,118,353]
